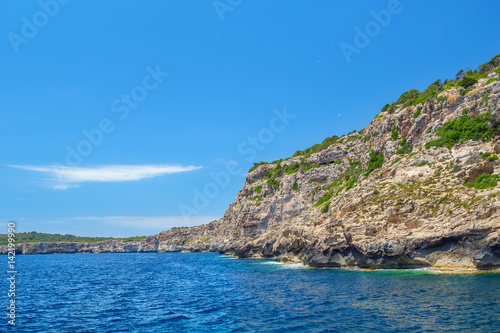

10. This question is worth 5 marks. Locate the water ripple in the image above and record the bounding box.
[0,253,499,332]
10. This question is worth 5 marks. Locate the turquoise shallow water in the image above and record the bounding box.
[1,252,499,332]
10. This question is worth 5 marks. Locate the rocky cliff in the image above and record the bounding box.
[151,57,500,270]
[4,57,500,270]
[0,237,163,255]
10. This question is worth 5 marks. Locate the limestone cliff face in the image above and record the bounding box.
[4,67,500,270]
[153,70,500,270]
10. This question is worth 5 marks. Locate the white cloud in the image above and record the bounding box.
[9,164,202,189]
[52,184,80,190]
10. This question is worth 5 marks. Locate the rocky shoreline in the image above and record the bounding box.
[4,60,500,271]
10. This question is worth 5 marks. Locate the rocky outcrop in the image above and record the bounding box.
[4,65,500,270]
[149,70,500,270]
[0,239,158,255]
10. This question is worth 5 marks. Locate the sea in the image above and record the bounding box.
[1,252,499,332]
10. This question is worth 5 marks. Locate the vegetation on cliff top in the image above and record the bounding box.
[292,135,339,158]
[382,53,500,114]
[248,53,499,174]
[0,231,147,246]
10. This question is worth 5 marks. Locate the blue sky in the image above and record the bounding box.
[1,0,499,237]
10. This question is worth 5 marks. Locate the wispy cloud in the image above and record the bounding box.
[9,164,202,189]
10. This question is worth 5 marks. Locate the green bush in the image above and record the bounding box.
[364,135,371,143]
[254,185,262,194]
[285,162,300,175]
[417,161,428,166]
[326,178,343,190]
[391,125,399,141]
[425,113,495,149]
[293,135,339,158]
[321,202,330,214]
[365,150,384,176]
[479,54,500,73]
[293,182,299,190]
[460,88,473,96]
[267,178,280,190]
[397,138,413,155]
[482,93,491,103]
[488,154,499,162]
[458,76,477,88]
[465,173,499,189]
[314,191,333,207]
[301,160,319,173]
[480,152,491,159]
[437,95,448,103]
[249,161,267,172]
[121,236,148,243]
[413,107,422,119]
[345,176,357,190]
[484,78,498,86]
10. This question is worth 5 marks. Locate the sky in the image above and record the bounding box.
[1,0,499,237]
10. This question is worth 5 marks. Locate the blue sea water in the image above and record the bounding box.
[1,252,499,332]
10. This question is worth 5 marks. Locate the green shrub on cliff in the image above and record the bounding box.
[391,125,399,141]
[397,138,413,155]
[465,173,499,189]
[437,95,448,103]
[365,150,384,177]
[321,202,330,214]
[484,78,498,86]
[425,112,495,149]
[314,191,333,207]
[458,76,478,88]
[413,107,422,119]
[479,54,500,73]
[249,161,267,172]
[267,178,280,190]
[460,88,473,96]
[488,154,499,162]
[121,236,148,243]
[480,152,491,159]
[285,162,300,174]
[301,160,319,173]
[293,135,339,158]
